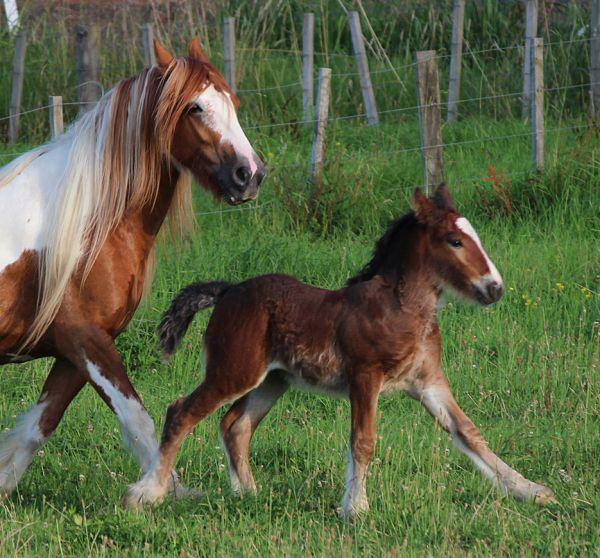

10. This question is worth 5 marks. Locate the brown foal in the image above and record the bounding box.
[123,185,555,515]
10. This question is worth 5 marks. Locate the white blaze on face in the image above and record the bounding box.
[455,217,503,284]
[193,85,258,175]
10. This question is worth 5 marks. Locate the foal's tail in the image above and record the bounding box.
[158,281,232,356]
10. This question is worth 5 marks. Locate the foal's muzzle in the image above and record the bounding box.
[474,279,504,305]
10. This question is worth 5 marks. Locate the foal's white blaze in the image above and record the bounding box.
[0,400,48,492]
[455,217,503,284]
[85,359,158,472]
[0,144,69,274]
[193,85,259,174]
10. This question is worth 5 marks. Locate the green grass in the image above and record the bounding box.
[0,114,598,556]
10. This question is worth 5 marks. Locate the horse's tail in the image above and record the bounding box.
[158,281,232,356]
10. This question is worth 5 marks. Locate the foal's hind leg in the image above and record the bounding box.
[0,359,86,494]
[122,362,269,508]
[415,374,555,504]
[220,371,289,495]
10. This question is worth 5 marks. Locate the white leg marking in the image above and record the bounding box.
[0,401,48,493]
[85,359,158,472]
[422,388,555,503]
[340,449,369,518]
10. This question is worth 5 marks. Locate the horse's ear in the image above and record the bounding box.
[153,39,174,69]
[188,38,208,63]
[413,187,435,224]
[431,183,456,212]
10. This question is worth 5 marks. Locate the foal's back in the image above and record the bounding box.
[204,273,429,395]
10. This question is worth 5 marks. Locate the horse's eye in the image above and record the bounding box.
[188,105,203,115]
[448,238,462,248]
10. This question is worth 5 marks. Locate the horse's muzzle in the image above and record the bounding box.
[474,279,504,305]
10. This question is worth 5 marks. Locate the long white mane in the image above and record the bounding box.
[0,62,198,350]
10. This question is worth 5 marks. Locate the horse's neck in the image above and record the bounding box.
[383,247,441,318]
[137,163,181,240]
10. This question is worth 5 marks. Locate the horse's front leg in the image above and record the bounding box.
[339,369,383,519]
[414,372,555,504]
[63,327,185,496]
[0,359,86,494]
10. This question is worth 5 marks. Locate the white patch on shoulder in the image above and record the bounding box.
[455,217,503,284]
[193,85,258,174]
[0,143,70,274]
[85,359,158,472]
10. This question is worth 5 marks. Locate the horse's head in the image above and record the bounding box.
[414,184,504,305]
[153,39,265,205]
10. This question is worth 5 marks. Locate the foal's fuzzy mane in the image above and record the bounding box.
[347,211,419,286]
[0,56,224,350]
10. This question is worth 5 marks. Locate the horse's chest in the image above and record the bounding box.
[380,325,433,395]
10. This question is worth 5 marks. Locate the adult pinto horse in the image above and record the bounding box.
[0,39,264,497]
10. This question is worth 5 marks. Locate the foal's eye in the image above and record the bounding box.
[448,238,463,248]
[188,104,203,115]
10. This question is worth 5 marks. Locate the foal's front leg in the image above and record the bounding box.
[415,373,555,504]
[340,371,383,519]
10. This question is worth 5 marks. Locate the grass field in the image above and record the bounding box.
[0,113,598,556]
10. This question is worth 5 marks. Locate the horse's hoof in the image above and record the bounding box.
[120,481,166,510]
[171,484,203,501]
[534,486,557,506]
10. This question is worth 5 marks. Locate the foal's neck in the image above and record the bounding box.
[380,236,441,318]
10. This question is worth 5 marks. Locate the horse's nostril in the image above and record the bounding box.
[487,281,504,302]
[233,166,252,187]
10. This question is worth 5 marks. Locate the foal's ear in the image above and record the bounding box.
[432,183,456,212]
[413,187,435,224]
[188,38,209,63]
[153,39,174,69]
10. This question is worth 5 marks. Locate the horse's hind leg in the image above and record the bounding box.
[220,371,289,495]
[0,359,86,494]
[416,376,555,504]
[122,360,269,508]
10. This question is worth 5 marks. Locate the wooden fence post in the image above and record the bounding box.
[447,0,465,122]
[76,25,101,114]
[531,38,544,171]
[8,30,26,144]
[522,0,538,118]
[302,12,315,124]
[414,50,444,193]
[310,68,331,183]
[348,11,378,126]
[591,0,600,118]
[223,17,236,93]
[48,96,63,140]
[141,23,156,67]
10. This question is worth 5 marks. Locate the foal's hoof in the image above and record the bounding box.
[337,499,369,521]
[534,486,557,506]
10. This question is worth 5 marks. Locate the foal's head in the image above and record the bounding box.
[413,184,504,305]
[153,39,265,205]
[348,185,503,305]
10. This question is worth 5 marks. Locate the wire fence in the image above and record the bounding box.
[0,25,596,224]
